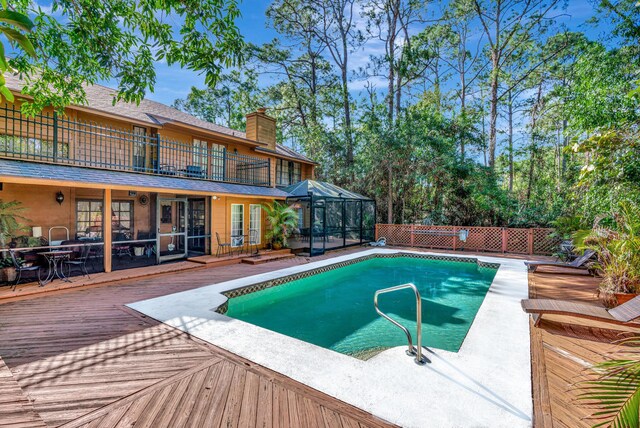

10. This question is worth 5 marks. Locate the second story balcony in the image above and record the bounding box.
[0,103,272,187]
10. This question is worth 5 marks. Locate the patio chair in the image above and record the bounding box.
[9,250,41,290]
[185,165,205,178]
[525,249,596,273]
[522,294,640,327]
[248,229,260,255]
[216,232,232,257]
[370,237,386,247]
[63,244,91,279]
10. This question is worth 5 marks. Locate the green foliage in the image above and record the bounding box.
[262,201,298,248]
[0,5,35,102]
[576,201,640,306]
[579,336,640,428]
[8,0,245,113]
[551,216,586,240]
[0,199,28,249]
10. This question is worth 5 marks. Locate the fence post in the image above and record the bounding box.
[453,226,458,251]
[501,228,508,253]
[52,111,58,162]
[528,229,534,255]
[410,224,415,247]
[155,134,161,173]
[375,224,378,241]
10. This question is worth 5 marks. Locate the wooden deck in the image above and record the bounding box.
[3,245,631,427]
[0,248,394,428]
[528,266,640,427]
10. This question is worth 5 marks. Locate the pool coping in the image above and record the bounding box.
[128,248,532,428]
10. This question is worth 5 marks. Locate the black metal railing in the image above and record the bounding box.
[0,103,271,187]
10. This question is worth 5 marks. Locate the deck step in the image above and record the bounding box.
[188,249,294,266]
[241,252,296,265]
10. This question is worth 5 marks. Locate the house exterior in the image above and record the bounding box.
[0,75,316,273]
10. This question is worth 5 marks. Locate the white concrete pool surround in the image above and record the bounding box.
[128,249,532,428]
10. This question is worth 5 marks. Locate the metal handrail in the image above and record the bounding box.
[374,283,427,365]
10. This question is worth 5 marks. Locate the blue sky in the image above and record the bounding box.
[139,0,610,106]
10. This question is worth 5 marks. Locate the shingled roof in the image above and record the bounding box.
[3,74,314,164]
[0,159,291,198]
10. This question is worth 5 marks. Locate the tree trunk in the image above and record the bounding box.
[387,164,393,223]
[488,62,499,168]
[508,89,514,192]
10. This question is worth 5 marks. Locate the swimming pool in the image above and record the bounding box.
[224,255,498,358]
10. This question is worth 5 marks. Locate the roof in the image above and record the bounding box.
[0,159,290,198]
[283,180,371,200]
[3,74,314,164]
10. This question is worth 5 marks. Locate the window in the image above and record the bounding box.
[76,200,104,238]
[76,200,133,239]
[231,204,244,247]
[192,139,208,177]
[210,143,225,180]
[249,204,261,245]
[132,126,147,171]
[111,201,133,238]
[276,159,302,186]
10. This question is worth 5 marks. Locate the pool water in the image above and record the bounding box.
[225,256,498,358]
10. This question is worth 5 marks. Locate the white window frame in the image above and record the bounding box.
[231,204,244,247]
[249,204,262,245]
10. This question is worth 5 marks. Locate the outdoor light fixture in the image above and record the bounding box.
[55,191,65,205]
[212,195,220,201]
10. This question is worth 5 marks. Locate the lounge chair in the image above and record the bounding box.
[524,249,596,273]
[521,295,640,327]
[370,237,386,247]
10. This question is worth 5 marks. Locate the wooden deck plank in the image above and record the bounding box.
[237,371,260,428]
[255,374,273,428]
[219,365,247,428]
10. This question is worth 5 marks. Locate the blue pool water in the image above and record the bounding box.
[225,256,497,358]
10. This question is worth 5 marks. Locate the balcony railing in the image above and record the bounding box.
[0,103,271,187]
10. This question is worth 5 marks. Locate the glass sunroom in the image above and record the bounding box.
[284,180,376,256]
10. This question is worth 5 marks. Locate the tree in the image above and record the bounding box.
[308,0,362,170]
[173,70,262,130]
[472,0,564,168]
[8,0,245,113]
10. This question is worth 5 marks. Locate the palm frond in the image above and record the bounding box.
[578,336,640,428]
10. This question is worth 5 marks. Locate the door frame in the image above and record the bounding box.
[157,197,189,263]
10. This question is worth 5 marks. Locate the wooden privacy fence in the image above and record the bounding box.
[375,224,560,256]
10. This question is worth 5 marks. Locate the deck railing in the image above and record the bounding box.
[0,103,271,187]
[375,224,561,256]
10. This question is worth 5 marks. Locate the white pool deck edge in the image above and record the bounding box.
[128,249,532,428]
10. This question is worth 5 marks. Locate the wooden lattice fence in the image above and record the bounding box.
[375,224,560,256]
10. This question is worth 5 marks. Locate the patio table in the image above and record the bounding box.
[38,250,73,286]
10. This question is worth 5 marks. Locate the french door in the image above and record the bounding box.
[157,198,188,263]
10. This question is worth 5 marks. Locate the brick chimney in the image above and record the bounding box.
[245,107,276,150]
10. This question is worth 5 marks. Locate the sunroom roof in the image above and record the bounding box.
[284,179,371,200]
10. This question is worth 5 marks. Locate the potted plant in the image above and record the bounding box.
[576,201,640,307]
[0,200,28,283]
[262,201,298,250]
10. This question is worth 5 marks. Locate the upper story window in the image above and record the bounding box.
[276,159,301,187]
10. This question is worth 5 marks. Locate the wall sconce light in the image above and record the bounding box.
[55,191,65,205]
[212,195,220,201]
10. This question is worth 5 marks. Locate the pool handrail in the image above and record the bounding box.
[374,282,427,365]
